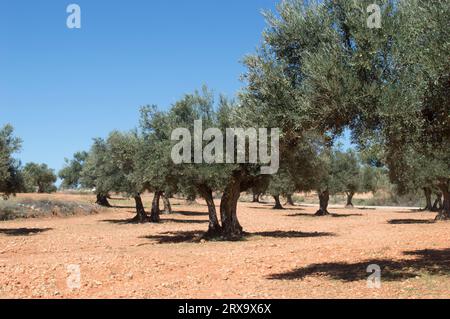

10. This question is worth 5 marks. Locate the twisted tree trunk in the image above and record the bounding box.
[346,191,355,208]
[315,189,331,216]
[150,191,162,223]
[435,180,450,221]
[96,193,111,207]
[161,194,172,214]
[37,183,45,194]
[219,170,264,240]
[285,194,295,206]
[273,195,283,209]
[198,186,221,237]
[220,175,243,240]
[423,187,433,211]
[432,192,443,212]
[132,194,148,223]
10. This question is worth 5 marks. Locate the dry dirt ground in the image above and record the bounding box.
[0,193,449,299]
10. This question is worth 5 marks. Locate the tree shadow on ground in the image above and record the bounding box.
[250,231,335,238]
[110,205,136,209]
[249,206,306,211]
[141,231,204,244]
[0,228,52,236]
[174,210,209,217]
[101,218,145,225]
[101,214,207,225]
[388,219,435,225]
[287,213,363,218]
[330,213,364,218]
[160,218,207,224]
[268,248,450,282]
[101,212,148,224]
[141,230,335,244]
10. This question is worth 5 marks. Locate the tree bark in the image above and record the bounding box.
[273,195,284,209]
[315,189,331,216]
[432,192,443,212]
[219,170,264,240]
[435,181,450,221]
[220,175,243,240]
[150,191,162,223]
[96,193,111,207]
[346,191,355,208]
[198,186,221,237]
[423,187,433,211]
[161,194,172,214]
[285,194,295,206]
[132,194,148,223]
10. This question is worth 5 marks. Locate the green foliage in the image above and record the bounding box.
[0,198,99,221]
[22,163,57,193]
[267,168,296,197]
[0,124,23,198]
[4,0,445,229]
[58,151,88,189]
[382,0,450,198]
[245,0,449,215]
[80,138,124,196]
[329,150,360,195]
[139,104,181,195]
[359,165,381,194]
[139,87,237,198]
[107,130,146,197]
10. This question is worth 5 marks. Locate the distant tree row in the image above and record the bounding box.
[0,124,57,197]
[264,150,381,212]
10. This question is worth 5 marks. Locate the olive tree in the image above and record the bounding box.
[22,162,57,193]
[58,151,88,189]
[297,0,449,219]
[139,89,239,235]
[107,130,150,222]
[0,124,23,199]
[241,0,344,218]
[267,168,296,209]
[256,0,449,220]
[80,138,121,207]
[139,104,182,223]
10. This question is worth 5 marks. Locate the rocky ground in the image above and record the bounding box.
[0,193,449,298]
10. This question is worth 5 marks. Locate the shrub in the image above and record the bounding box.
[0,198,100,221]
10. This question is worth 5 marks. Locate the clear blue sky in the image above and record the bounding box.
[0,0,277,173]
[1,0,351,176]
